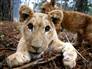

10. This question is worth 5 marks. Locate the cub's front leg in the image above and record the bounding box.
[6,38,31,67]
[62,42,77,68]
[6,51,31,67]
[51,40,77,68]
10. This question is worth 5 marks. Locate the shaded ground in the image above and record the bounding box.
[0,21,92,69]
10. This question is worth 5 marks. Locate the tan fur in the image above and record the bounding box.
[7,5,77,68]
[41,1,92,45]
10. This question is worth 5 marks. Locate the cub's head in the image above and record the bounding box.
[19,5,63,53]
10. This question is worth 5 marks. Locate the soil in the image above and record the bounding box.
[0,21,92,69]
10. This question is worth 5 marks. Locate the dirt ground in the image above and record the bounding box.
[0,21,92,69]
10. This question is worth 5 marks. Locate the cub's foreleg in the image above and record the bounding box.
[51,39,77,68]
[6,38,31,67]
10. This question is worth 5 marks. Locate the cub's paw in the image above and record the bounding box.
[6,52,30,67]
[62,43,77,68]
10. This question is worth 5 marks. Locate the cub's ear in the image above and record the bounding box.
[19,5,33,22]
[48,10,63,25]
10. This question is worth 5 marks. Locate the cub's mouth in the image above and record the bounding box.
[29,49,44,60]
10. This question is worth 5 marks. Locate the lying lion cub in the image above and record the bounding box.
[6,5,77,68]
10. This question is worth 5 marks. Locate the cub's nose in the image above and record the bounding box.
[31,46,40,52]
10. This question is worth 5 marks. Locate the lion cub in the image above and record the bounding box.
[41,0,92,45]
[7,5,77,68]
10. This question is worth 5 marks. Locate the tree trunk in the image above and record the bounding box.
[0,0,13,21]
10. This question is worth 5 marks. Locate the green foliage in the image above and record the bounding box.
[88,6,92,15]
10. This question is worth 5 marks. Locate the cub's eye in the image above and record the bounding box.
[42,8,45,11]
[45,25,50,32]
[27,23,33,31]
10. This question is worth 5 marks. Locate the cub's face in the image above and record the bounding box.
[19,5,62,53]
[21,13,56,53]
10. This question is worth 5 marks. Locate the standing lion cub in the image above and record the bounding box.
[7,5,77,68]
